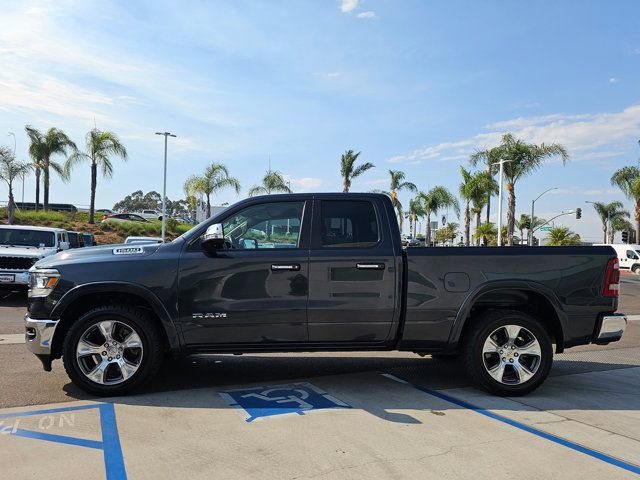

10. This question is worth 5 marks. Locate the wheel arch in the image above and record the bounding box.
[449,280,567,353]
[50,282,182,359]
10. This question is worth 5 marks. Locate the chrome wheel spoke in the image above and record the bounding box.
[504,324,521,343]
[518,340,541,357]
[77,340,103,358]
[86,360,110,384]
[117,359,138,381]
[513,362,535,383]
[482,337,501,354]
[123,331,142,350]
[97,321,115,343]
[487,362,506,383]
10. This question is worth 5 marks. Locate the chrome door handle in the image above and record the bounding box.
[356,263,385,270]
[271,264,301,271]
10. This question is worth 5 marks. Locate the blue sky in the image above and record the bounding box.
[1,0,639,241]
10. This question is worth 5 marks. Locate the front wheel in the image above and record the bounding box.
[632,265,640,275]
[62,305,164,396]
[462,310,553,396]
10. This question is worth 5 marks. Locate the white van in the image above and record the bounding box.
[595,244,640,274]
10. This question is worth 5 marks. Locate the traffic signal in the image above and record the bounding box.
[575,208,582,219]
[622,231,629,243]
[524,220,531,229]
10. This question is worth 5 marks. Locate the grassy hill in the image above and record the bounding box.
[0,209,193,244]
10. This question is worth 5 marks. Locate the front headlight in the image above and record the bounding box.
[28,268,60,297]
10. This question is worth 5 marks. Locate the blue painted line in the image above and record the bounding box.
[382,374,640,476]
[0,403,98,420]
[0,402,127,480]
[99,403,127,480]
[11,428,103,449]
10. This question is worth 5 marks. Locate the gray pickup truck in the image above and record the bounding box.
[25,193,627,396]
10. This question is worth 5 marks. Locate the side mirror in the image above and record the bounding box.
[201,223,225,251]
[59,241,70,251]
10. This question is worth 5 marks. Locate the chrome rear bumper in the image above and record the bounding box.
[595,314,627,344]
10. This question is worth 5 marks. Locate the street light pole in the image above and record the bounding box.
[529,187,558,246]
[492,158,511,246]
[155,131,176,243]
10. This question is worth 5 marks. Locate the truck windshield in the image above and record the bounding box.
[0,229,56,248]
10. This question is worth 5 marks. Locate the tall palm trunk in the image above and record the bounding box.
[343,180,349,193]
[34,167,41,212]
[43,156,50,212]
[463,201,470,246]
[425,212,432,246]
[475,211,482,246]
[89,161,97,224]
[7,183,15,225]
[602,223,607,243]
[206,193,211,217]
[485,164,491,224]
[506,183,516,246]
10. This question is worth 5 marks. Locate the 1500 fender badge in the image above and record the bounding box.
[112,246,145,255]
[192,313,227,319]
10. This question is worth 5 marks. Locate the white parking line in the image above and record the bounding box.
[0,334,24,345]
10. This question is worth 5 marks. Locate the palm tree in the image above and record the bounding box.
[389,170,417,229]
[0,147,31,224]
[589,201,629,243]
[64,128,127,224]
[489,134,569,245]
[340,150,374,192]
[515,214,531,245]
[463,169,498,246]
[609,217,634,244]
[405,198,425,238]
[418,186,460,246]
[611,166,640,237]
[248,170,291,196]
[469,147,500,224]
[184,163,241,217]
[25,125,76,211]
[473,222,497,246]
[547,226,581,246]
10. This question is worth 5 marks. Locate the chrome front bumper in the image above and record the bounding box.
[24,315,58,356]
[595,314,627,344]
[0,270,30,285]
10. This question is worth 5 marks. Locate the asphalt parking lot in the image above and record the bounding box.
[1,279,639,479]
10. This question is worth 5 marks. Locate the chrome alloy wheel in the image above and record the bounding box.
[482,324,542,385]
[76,320,143,385]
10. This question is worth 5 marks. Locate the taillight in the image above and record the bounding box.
[602,257,620,297]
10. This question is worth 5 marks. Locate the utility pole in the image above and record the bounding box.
[492,158,511,246]
[155,131,176,243]
[529,187,558,246]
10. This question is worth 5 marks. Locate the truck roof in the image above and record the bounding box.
[0,225,67,233]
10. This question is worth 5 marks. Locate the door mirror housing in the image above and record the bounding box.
[201,223,225,251]
[59,241,70,251]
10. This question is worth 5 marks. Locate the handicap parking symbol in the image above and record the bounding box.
[219,382,350,422]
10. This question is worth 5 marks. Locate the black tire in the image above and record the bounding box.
[63,305,164,396]
[633,265,640,275]
[462,309,553,396]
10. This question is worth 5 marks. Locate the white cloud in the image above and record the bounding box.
[339,0,359,13]
[283,175,323,192]
[609,77,619,84]
[357,11,377,19]
[390,103,640,165]
[320,72,342,79]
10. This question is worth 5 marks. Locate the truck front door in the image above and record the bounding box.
[178,199,311,346]
[307,197,398,343]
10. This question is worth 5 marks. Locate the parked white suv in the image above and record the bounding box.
[0,225,69,287]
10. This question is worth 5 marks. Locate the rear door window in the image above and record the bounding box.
[320,201,379,248]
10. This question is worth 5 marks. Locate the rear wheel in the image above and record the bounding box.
[462,309,553,396]
[63,305,164,396]
[632,265,640,275]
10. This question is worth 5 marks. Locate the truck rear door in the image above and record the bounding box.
[307,196,399,343]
